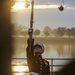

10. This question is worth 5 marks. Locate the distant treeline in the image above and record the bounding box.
[12,23,75,38]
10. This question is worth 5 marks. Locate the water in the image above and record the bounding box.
[12,37,75,58]
[12,37,75,75]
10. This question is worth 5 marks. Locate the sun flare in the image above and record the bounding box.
[12,2,25,11]
[12,66,29,72]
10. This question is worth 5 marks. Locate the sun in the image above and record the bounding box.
[12,2,25,11]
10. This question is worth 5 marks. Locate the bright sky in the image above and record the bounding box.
[11,0,75,30]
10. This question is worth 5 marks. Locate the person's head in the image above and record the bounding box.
[33,42,44,56]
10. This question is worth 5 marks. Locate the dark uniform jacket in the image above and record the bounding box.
[26,38,50,75]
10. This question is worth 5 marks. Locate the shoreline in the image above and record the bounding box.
[12,36,75,43]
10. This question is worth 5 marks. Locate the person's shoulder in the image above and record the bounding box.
[43,59,49,65]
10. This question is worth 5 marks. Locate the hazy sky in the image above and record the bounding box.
[11,0,75,30]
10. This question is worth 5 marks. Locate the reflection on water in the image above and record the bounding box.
[12,37,75,75]
[12,37,75,58]
[13,73,29,75]
[12,66,29,75]
[12,66,28,72]
[43,43,75,58]
[11,60,29,75]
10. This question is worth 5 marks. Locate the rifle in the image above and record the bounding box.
[29,0,34,52]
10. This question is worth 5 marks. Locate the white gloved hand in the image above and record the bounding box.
[28,28,33,35]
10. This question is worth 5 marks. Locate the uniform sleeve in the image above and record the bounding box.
[44,60,50,75]
[26,38,34,61]
[47,61,50,75]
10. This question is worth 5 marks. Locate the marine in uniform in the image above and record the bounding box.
[26,28,50,75]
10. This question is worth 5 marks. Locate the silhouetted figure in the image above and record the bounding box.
[0,0,13,75]
[26,28,50,75]
[55,60,75,75]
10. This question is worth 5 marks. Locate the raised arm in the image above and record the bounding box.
[26,28,34,60]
